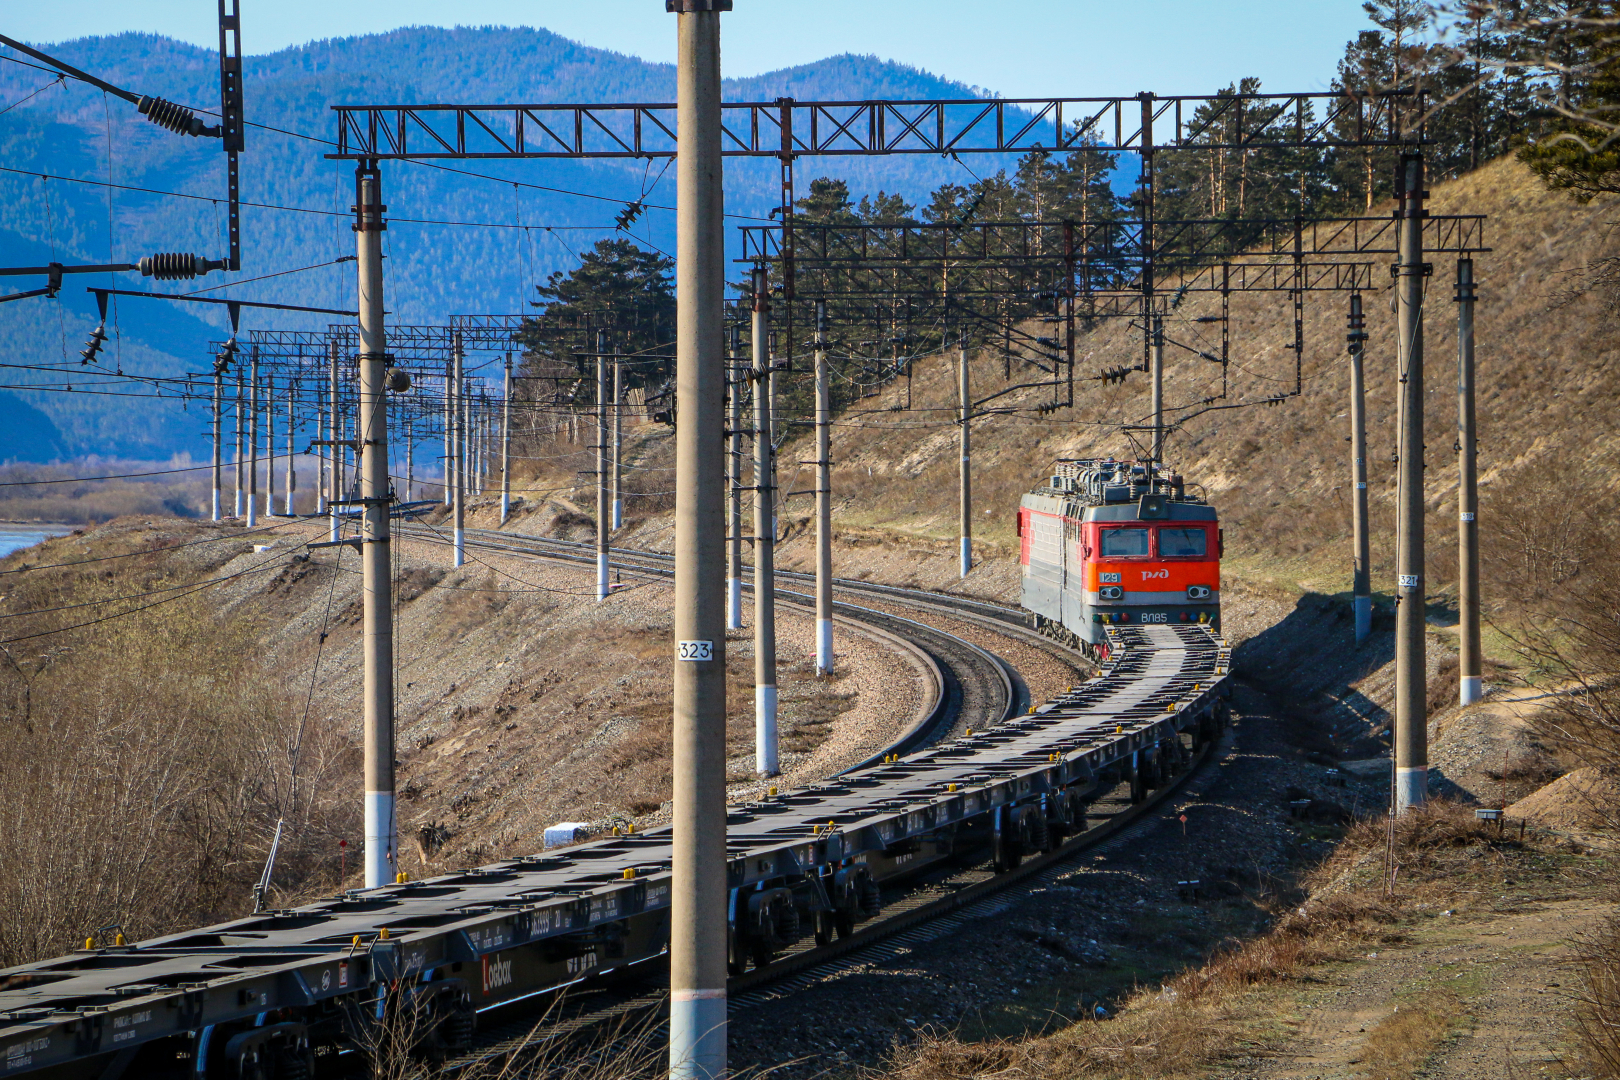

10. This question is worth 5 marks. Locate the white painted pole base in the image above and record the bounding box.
[755,685,778,777]
[668,991,727,1080]
[285,492,295,517]
[246,502,257,527]
[597,552,610,602]
[816,617,834,676]
[235,491,243,518]
[1460,675,1483,706]
[612,498,623,531]
[1353,595,1371,643]
[328,510,340,545]
[726,577,742,630]
[363,789,396,888]
[500,494,509,526]
[453,526,465,568]
[1395,766,1427,814]
[211,492,220,523]
[959,536,972,578]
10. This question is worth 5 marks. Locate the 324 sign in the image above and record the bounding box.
[677,640,714,662]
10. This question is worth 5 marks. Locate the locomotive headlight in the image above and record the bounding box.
[1187,585,1212,600]
[1099,585,1124,601]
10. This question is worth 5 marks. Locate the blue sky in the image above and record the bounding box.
[17,1,1374,98]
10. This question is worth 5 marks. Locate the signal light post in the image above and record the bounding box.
[1393,153,1428,814]
[1456,259,1481,704]
[668,3,730,1077]
[1347,293,1371,643]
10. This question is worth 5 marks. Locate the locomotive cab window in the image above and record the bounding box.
[1099,527,1151,557]
[1158,527,1208,558]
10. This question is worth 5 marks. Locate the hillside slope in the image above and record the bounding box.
[765,154,1616,611]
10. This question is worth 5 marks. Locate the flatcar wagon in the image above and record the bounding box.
[1018,459,1221,657]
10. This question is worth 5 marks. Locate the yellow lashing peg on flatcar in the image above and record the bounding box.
[623,867,636,880]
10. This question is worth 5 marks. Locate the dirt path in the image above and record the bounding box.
[1253,896,1609,1079]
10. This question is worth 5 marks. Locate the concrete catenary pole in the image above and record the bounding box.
[668,2,730,1076]
[612,350,624,530]
[958,329,972,578]
[285,380,297,516]
[1347,293,1372,643]
[453,333,465,568]
[726,323,744,630]
[355,160,397,889]
[814,299,833,675]
[501,353,513,525]
[405,417,415,503]
[442,361,453,508]
[1393,152,1428,814]
[1150,313,1165,462]
[596,329,611,602]
[247,349,259,527]
[751,265,779,778]
[1456,258,1481,704]
[211,367,223,522]
[329,341,341,543]
[234,368,244,518]
[315,384,327,516]
[266,376,277,517]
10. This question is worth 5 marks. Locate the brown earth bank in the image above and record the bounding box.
[0,512,931,961]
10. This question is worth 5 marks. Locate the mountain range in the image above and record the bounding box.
[0,25,1014,461]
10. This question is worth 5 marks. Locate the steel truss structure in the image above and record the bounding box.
[328,91,1421,160]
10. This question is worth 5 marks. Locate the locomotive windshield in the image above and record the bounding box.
[1158,527,1208,558]
[1099,527,1150,557]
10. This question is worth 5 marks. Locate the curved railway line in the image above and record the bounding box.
[0,524,1232,1079]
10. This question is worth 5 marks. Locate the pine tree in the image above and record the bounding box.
[516,238,675,396]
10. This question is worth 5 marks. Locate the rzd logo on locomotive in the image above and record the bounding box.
[1141,569,1169,580]
[482,952,514,994]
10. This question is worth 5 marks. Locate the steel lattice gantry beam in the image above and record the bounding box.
[737,215,1487,269]
[327,90,1421,160]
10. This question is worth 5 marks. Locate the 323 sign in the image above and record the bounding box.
[677,640,714,662]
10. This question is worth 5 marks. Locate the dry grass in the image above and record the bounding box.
[1574,914,1620,1080]
[0,521,359,964]
[878,801,1550,1080]
[1360,991,1462,1080]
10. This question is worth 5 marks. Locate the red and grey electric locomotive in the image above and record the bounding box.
[1018,459,1222,657]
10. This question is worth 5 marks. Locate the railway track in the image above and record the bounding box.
[0,523,1230,1079]
[425,525,1040,763]
[445,525,1090,722]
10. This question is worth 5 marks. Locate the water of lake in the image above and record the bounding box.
[0,524,74,559]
